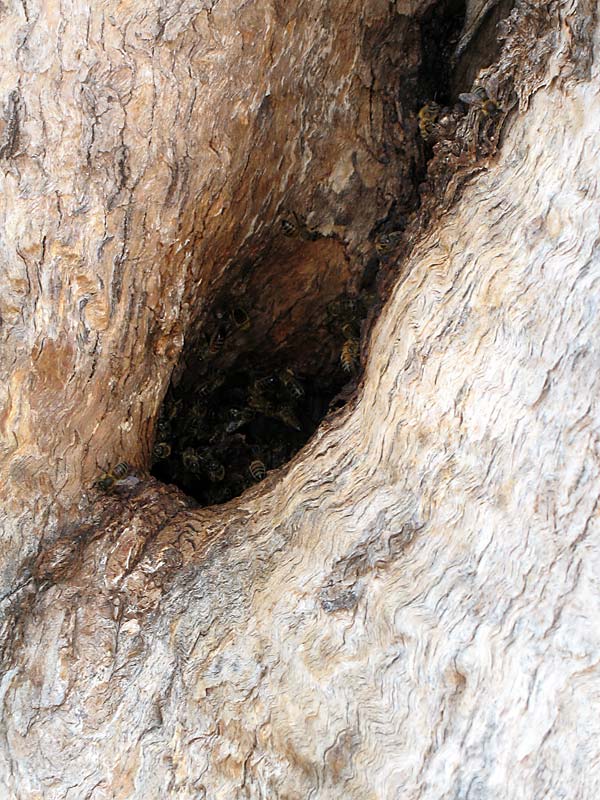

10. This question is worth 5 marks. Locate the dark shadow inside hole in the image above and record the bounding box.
[418,0,467,106]
[151,257,374,507]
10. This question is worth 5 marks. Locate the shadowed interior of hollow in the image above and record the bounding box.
[150,0,471,507]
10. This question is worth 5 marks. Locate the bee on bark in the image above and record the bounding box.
[375,230,404,255]
[280,211,319,241]
[418,101,441,140]
[340,338,360,373]
[280,368,304,399]
[249,460,267,481]
[93,473,116,492]
[459,77,501,117]
[93,461,131,492]
[208,325,228,354]
[112,462,130,479]
[152,442,171,461]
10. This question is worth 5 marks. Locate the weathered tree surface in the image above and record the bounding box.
[1,0,599,798]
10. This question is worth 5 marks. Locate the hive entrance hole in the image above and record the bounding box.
[151,235,376,507]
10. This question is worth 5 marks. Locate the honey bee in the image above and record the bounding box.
[375,230,404,254]
[418,101,441,140]
[208,325,227,354]
[249,460,266,481]
[112,462,130,479]
[222,407,253,433]
[197,374,224,399]
[280,211,319,241]
[340,338,360,373]
[280,368,304,399]
[152,442,171,461]
[459,78,501,117]
[229,307,250,331]
[182,448,202,474]
[327,296,362,324]
[156,422,170,442]
[248,375,279,413]
[248,384,272,415]
[92,461,131,492]
[272,405,302,431]
[197,449,225,482]
[206,461,225,482]
[340,321,360,340]
[93,473,116,492]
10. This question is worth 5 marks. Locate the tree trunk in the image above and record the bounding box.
[1,0,599,798]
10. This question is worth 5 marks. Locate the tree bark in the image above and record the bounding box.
[1,0,599,798]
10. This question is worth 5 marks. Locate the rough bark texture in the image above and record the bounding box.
[1,0,600,798]
[0,0,425,592]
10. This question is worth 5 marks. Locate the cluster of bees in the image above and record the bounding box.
[148,289,372,506]
[417,76,503,146]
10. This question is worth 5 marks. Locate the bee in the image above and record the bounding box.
[197,449,225,482]
[182,448,202,474]
[417,101,441,140]
[152,442,171,461]
[92,461,130,492]
[222,407,253,433]
[340,321,360,340]
[93,473,116,492]
[375,230,403,254]
[229,307,250,331]
[156,418,171,440]
[249,460,267,481]
[340,338,360,373]
[280,368,304,399]
[272,405,302,431]
[248,375,280,413]
[327,296,361,323]
[280,211,319,241]
[205,461,225,482]
[248,384,271,415]
[189,402,207,423]
[459,78,501,117]
[197,374,224,399]
[208,325,227,354]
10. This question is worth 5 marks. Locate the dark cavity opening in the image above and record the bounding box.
[151,227,377,507]
[418,0,467,106]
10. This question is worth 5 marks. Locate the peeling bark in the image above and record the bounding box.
[1,0,599,798]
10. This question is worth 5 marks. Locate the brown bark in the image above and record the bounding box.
[1,0,599,798]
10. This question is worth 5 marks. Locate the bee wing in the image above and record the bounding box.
[486,75,499,100]
[458,93,481,106]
